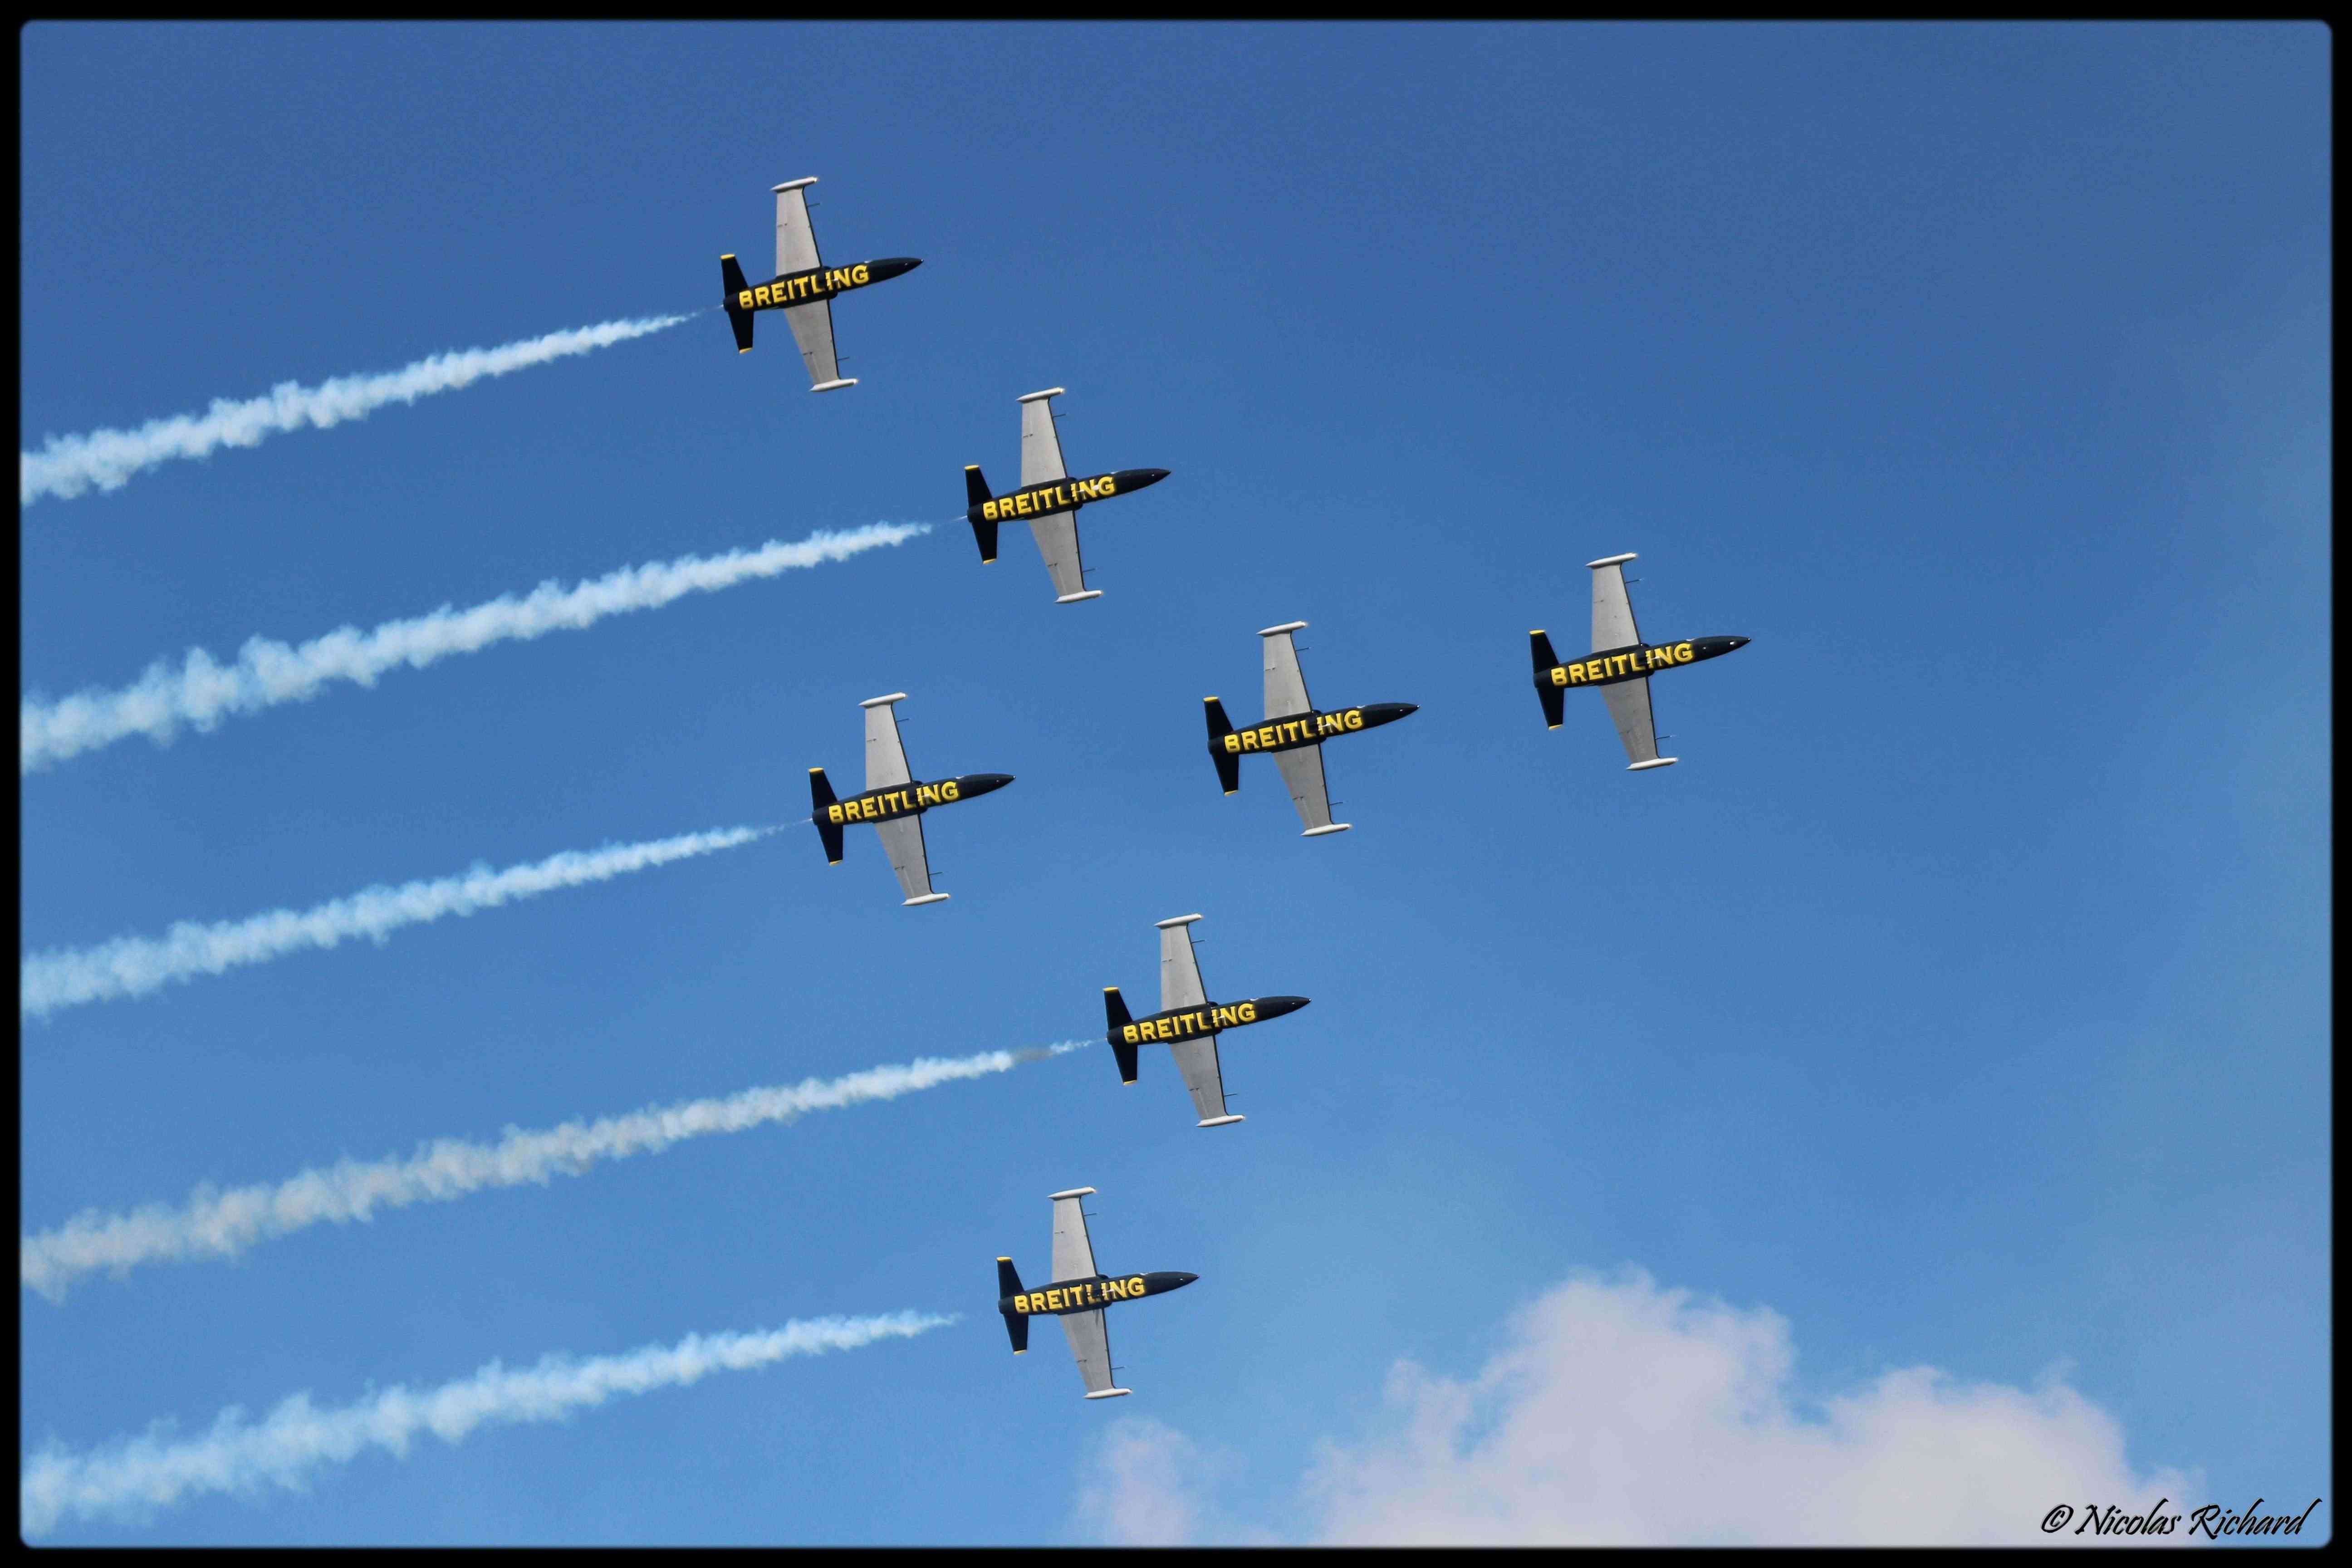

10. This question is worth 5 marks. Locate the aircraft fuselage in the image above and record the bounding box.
[1542,636,1749,691]
[731,255,921,315]
[1216,702,1416,758]
[1111,995,1309,1049]
[967,468,1169,529]
[1000,1270,1196,1319]
[819,772,1012,828]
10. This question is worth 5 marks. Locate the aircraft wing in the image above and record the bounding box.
[1260,622,1313,719]
[1158,917,1207,1013]
[1272,743,1337,832]
[875,814,936,901]
[1601,677,1663,766]
[1590,554,1642,652]
[774,181,822,275]
[1171,1032,1233,1122]
[1060,1308,1121,1396]
[1029,510,1090,601]
[1050,1188,1100,1281]
[783,300,844,390]
[863,697,913,790]
[1019,391,1069,487]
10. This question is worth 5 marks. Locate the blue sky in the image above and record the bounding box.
[18,22,2328,1544]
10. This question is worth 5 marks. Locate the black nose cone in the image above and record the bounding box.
[960,773,1014,798]
[1176,1272,1199,1285]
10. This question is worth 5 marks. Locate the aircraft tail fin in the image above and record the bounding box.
[808,768,845,863]
[965,467,999,563]
[1530,632,1566,729]
[1203,698,1241,794]
[1104,988,1140,1084]
[720,255,755,352]
[997,1259,1030,1353]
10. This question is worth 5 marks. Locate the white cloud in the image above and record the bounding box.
[1073,1419,1213,1545]
[1077,1269,2200,1546]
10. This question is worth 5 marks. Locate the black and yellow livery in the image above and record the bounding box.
[806,768,1012,866]
[1101,985,1308,1087]
[1528,632,1749,730]
[1004,1186,1190,1396]
[720,253,921,355]
[994,1257,1197,1353]
[961,464,1170,566]
[1203,699,1418,796]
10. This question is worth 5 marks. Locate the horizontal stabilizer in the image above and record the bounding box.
[1084,1388,1132,1400]
[1056,590,1104,604]
[810,377,858,393]
[1627,757,1679,771]
[1586,552,1638,569]
[1301,823,1352,837]
[1196,1114,1246,1128]
[903,892,953,906]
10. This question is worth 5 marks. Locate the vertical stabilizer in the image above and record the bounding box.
[1104,988,1140,1084]
[720,255,755,352]
[1203,698,1241,794]
[808,768,845,863]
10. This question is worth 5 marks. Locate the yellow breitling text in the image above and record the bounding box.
[738,262,872,311]
[978,475,1120,521]
[824,780,961,824]
[1222,709,1366,755]
[1552,643,1694,686]
[1121,1002,1258,1045]
[1014,1277,1152,1314]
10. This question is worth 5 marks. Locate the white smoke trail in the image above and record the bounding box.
[19,826,775,1021]
[22,1043,1089,1299]
[20,314,691,505]
[20,1310,955,1535]
[21,521,930,773]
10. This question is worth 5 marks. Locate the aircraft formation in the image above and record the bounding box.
[725,176,1753,1398]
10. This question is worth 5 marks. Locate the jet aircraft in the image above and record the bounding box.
[1103,914,1308,1127]
[962,387,1168,603]
[1530,553,1749,768]
[997,1186,1196,1400]
[808,693,1011,906]
[720,176,920,390]
[1205,621,1417,835]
